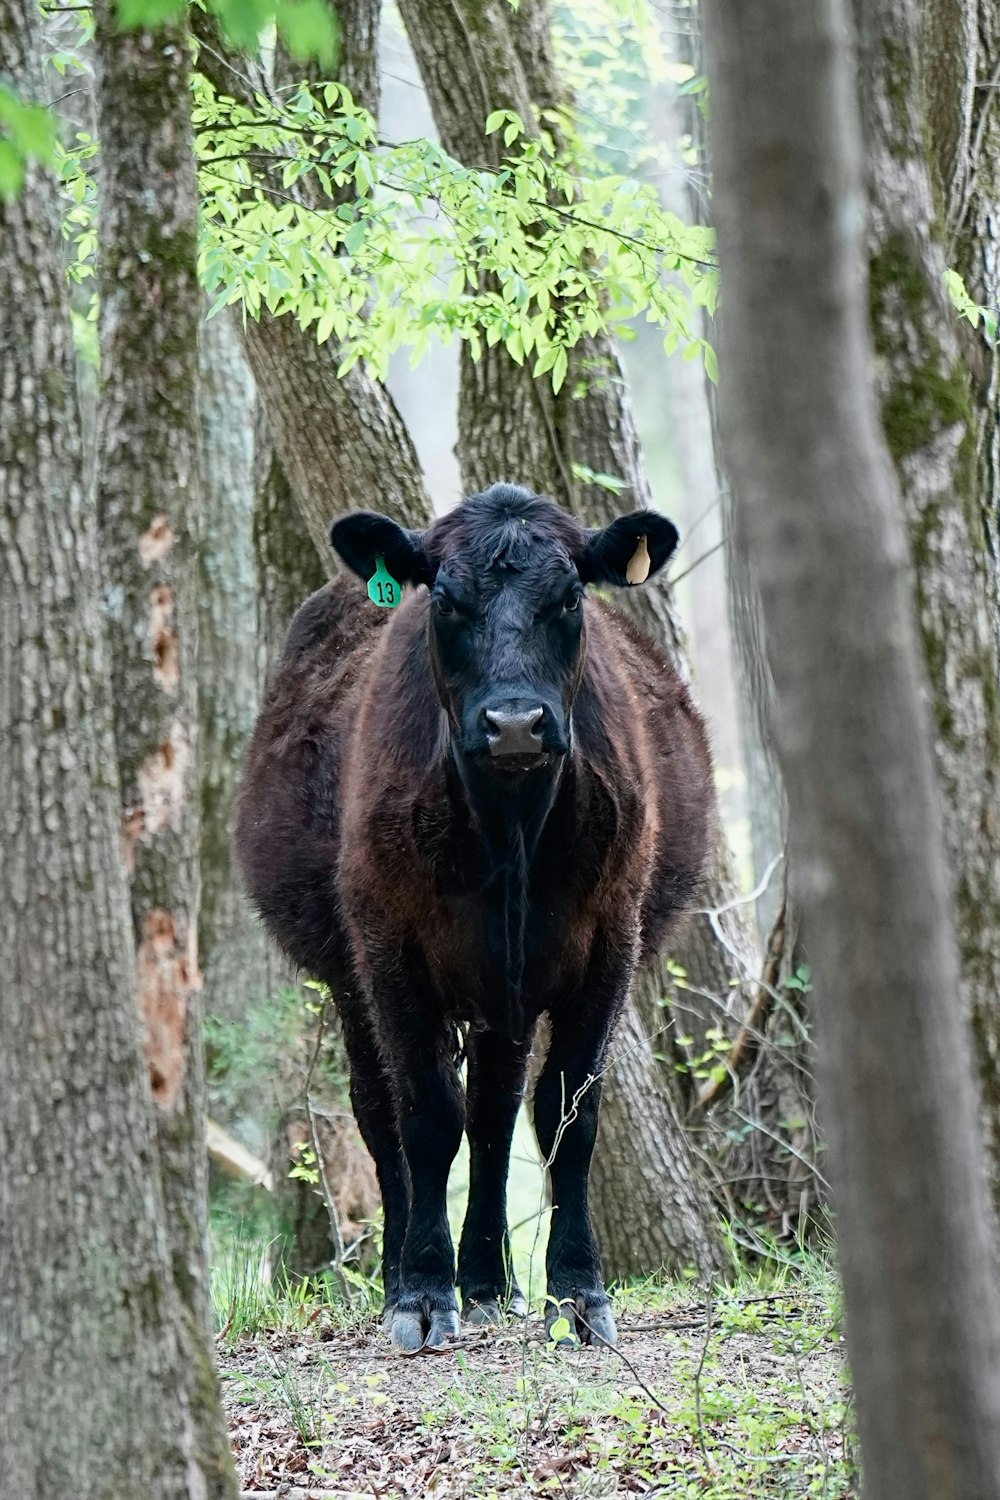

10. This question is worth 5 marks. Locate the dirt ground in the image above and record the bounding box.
[220,1290,854,1499]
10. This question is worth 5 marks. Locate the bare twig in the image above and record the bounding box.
[696,891,787,1111]
[692,1284,714,1466]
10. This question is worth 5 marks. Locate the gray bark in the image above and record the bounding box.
[857,0,1000,1206]
[93,6,236,1490]
[198,310,273,1027]
[703,1,1000,1494]
[0,6,234,1497]
[399,0,735,1278]
[252,407,328,678]
[670,6,821,1229]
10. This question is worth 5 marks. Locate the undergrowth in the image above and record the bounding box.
[213,1234,857,1498]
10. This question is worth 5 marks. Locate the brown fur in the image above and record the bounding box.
[237,577,713,1022]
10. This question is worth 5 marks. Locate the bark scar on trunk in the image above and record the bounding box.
[138,907,200,1110]
[149,583,179,689]
[122,719,192,871]
[138,512,175,565]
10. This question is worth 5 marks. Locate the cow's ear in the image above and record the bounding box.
[329,511,433,588]
[579,510,679,587]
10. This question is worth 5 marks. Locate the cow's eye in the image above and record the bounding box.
[564,594,581,613]
[435,597,455,618]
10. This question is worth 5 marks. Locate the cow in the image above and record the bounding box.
[235,482,713,1351]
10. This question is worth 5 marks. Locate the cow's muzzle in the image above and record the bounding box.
[484,706,545,758]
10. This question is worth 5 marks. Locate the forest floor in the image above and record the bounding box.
[214,1260,857,1500]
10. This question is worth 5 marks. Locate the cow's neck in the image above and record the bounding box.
[448,743,567,1038]
[452,747,563,853]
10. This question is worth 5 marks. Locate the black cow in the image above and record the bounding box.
[236,483,713,1349]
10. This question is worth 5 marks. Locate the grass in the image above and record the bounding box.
[212,1231,857,1498]
[210,1103,856,1495]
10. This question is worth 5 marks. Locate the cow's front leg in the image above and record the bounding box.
[379,996,465,1351]
[457,1028,530,1323]
[533,939,631,1347]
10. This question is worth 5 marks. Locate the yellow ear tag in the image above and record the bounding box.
[626,534,650,585]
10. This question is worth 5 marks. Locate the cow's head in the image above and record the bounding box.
[330,484,678,775]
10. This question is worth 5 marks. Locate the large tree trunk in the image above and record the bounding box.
[668,6,821,1231]
[704,0,1000,1493]
[858,0,1000,1207]
[93,8,234,1488]
[398,0,735,1278]
[252,410,328,678]
[198,309,273,1027]
[0,6,235,1497]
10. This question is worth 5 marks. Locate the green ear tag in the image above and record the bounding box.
[367,555,401,609]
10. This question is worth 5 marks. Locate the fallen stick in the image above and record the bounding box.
[206,1117,273,1190]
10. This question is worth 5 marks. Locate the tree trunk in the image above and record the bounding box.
[703,1,1000,1493]
[252,409,328,678]
[668,5,823,1230]
[399,0,735,1278]
[93,7,234,1488]
[198,309,273,1027]
[0,6,235,1497]
[858,0,1000,1207]
[586,1004,729,1280]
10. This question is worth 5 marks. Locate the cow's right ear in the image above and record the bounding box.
[329,511,434,589]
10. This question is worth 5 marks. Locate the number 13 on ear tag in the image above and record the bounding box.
[367,555,401,608]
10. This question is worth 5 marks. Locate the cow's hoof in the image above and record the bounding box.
[545,1295,617,1349]
[390,1303,461,1352]
[426,1307,461,1347]
[575,1295,616,1348]
[463,1290,528,1325]
[464,1298,503,1325]
[390,1309,426,1352]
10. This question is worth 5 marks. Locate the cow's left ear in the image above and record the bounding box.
[579,510,679,587]
[329,511,434,588]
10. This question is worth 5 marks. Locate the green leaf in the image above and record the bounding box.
[484,110,507,136]
[277,0,340,66]
[207,0,273,50]
[343,218,366,255]
[548,1315,572,1343]
[0,85,57,197]
[113,0,185,25]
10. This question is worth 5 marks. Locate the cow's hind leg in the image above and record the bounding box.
[457,1029,530,1324]
[381,1007,465,1351]
[337,1003,408,1327]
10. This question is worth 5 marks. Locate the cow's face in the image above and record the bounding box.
[330,484,679,774]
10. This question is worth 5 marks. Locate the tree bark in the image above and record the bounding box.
[93,7,235,1489]
[703,1,1000,1493]
[668,6,823,1230]
[0,6,235,1497]
[198,309,274,1027]
[252,410,329,676]
[856,0,1000,1206]
[399,0,736,1278]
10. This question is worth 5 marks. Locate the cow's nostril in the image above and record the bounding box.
[484,707,544,756]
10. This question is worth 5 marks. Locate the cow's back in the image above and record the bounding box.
[234,577,391,976]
